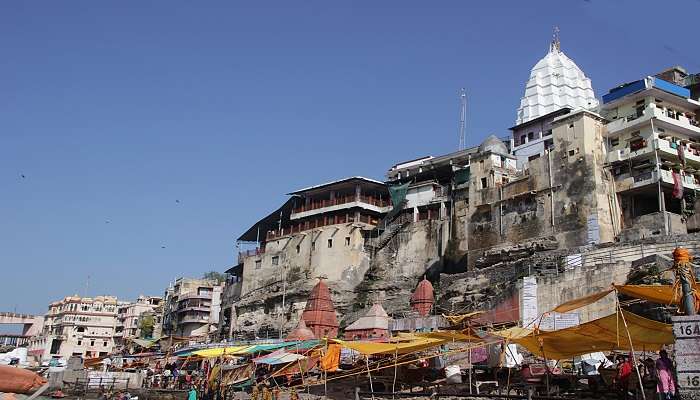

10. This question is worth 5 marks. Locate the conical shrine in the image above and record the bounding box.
[410,277,434,316]
[301,279,339,338]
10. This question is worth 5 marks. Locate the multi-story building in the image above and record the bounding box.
[219,177,390,338]
[600,73,700,239]
[236,177,390,296]
[162,278,223,338]
[136,303,164,340]
[113,296,162,346]
[28,296,119,362]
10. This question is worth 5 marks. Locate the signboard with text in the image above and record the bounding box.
[672,315,700,399]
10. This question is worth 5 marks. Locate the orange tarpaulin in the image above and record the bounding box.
[320,344,340,372]
[513,310,673,360]
[616,284,700,313]
[0,365,47,394]
[552,289,615,313]
[616,285,675,305]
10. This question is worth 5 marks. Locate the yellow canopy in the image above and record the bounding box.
[616,285,676,305]
[552,289,614,313]
[332,337,446,355]
[442,311,484,326]
[416,330,481,342]
[513,311,673,360]
[491,326,533,340]
[192,346,251,358]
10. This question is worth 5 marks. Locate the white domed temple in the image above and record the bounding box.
[516,35,598,125]
[510,32,599,169]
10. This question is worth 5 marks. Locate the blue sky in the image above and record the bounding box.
[2,0,699,317]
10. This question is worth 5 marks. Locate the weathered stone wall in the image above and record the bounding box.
[240,224,371,296]
[532,261,630,323]
[349,219,447,326]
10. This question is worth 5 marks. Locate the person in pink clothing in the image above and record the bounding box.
[655,350,676,400]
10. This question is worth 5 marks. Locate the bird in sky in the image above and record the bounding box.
[20,174,26,179]
[175,199,180,204]
[161,245,166,249]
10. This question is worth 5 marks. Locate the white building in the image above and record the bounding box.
[28,296,119,363]
[163,278,223,338]
[600,74,700,238]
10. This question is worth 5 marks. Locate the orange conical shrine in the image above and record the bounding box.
[286,318,316,341]
[301,279,339,338]
[410,277,434,316]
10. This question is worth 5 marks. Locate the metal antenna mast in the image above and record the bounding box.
[458,88,467,150]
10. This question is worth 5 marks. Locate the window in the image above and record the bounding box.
[544,139,554,150]
[481,177,488,189]
[527,131,534,140]
[77,340,82,346]
[311,241,316,251]
[255,260,262,269]
[90,340,95,347]
[77,327,85,333]
[610,138,620,146]
[345,236,351,246]
[543,129,552,137]
[327,239,333,248]
[103,341,108,347]
[568,149,575,156]
[296,244,300,254]
[520,135,526,145]
[271,256,279,266]
[528,154,540,162]
[569,123,574,129]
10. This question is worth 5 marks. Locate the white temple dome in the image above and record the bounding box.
[516,40,598,125]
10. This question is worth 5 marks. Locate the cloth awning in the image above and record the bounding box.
[491,326,534,340]
[616,285,676,305]
[191,340,321,358]
[253,350,306,365]
[512,311,673,360]
[442,311,485,326]
[416,330,481,342]
[549,284,697,314]
[552,289,615,313]
[192,346,251,358]
[332,337,446,355]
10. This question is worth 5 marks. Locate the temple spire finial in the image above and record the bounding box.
[550,26,561,53]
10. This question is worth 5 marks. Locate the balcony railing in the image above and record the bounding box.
[238,248,264,263]
[293,195,390,213]
[178,292,212,301]
[265,213,380,240]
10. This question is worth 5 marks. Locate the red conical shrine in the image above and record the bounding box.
[286,318,316,341]
[410,277,434,316]
[302,279,339,338]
